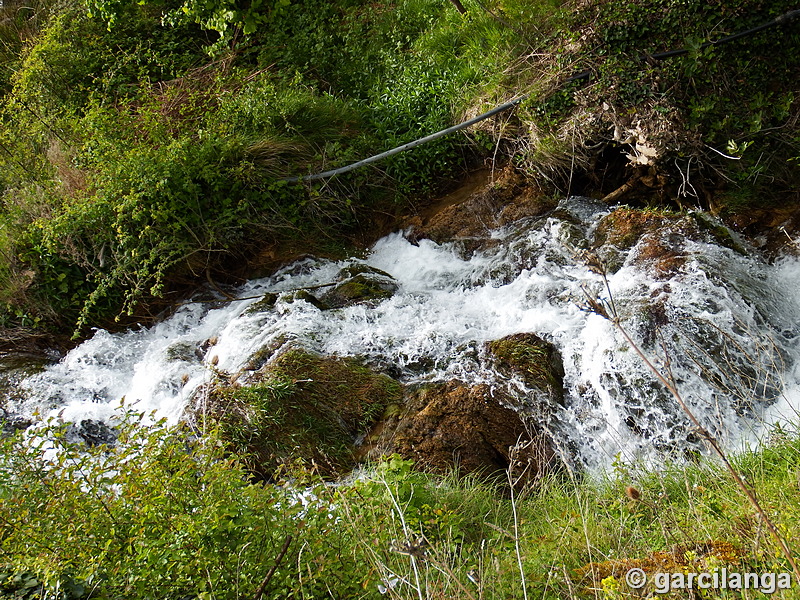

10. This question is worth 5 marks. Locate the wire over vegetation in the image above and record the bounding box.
[0,0,797,346]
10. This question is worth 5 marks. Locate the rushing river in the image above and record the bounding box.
[9,197,800,471]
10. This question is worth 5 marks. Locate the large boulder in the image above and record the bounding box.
[365,381,558,484]
[188,347,402,480]
[590,207,747,277]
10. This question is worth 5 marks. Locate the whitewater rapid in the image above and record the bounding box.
[13,197,800,470]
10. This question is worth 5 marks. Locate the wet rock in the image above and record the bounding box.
[721,204,800,257]
[242,335,290,373]
[557,221,590,253]
[67,419,117,447]
[0,355,47,434]
[487,333,565,405]
[593,207,676,252]
[365,381,557,484]
[591,208,752,280]
[283,289,328,310]
[187,347,402,480]
[243,292,279,314]
[165,341,203,363]
[1,412,32,434]
[690,212,747,255]
[336,264,393,281]
[404,166,557,245]
[320,269,398,309]
[591,207,703,276]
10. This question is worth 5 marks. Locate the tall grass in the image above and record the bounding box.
[2,411,800,598]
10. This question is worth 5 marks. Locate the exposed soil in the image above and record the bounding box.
[401,166,557,244]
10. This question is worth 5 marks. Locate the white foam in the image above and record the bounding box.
[16,199,800,471]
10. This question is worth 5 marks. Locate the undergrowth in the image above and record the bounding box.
[0,0,797,339]
[1,412,800,599]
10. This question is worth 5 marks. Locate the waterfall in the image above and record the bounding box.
[12,197,800,471]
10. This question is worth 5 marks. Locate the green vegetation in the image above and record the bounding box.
[2,413,800,599]
[1,1,798,596]
[0,0,797,339]
[192,348,403,479]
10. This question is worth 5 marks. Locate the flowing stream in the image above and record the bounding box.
[9,197,800,471]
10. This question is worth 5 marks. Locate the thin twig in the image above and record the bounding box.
[508,439,529,600]
[581,273,800,581]
[253,534,293,600]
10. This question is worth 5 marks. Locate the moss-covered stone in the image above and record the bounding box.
[591,208,701,276]
[188,348,402,480]
[165,341,201,362]
[243,292,279,314]
[321,271,398,309]
[284,289,329,310]
[593,207,678,251]
[242,334,289,372]
[557,222,590,253]
[364,381,558,484]
[690,212,748,256]
[336,264,393,281]
[487,333,565,405]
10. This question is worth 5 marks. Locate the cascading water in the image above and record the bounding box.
[10,196,800,471]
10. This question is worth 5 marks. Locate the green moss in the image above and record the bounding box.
[690,212,748,255]
[243,292,278,314]
[164,341,199,362]
[321,273,398,308]
[242,335,288,372]
[284,289,328,310]
[337,264,393,280]
[198,348,402,479]
[487,333,564,403]
[594,208,678,251]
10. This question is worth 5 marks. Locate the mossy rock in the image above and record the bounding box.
[591,208,707,275]
[242,334,289,372]
[690,212,748,256]
[557,222,589,253]
[283,289,329,310]
[165,341,202,362]
[188,348,402,480]
[487,333,565,405]
[243,292,279,314]
[321,270,398,309]
[592,207,678,251]
[336,264,394,281]
[365,381,558,484]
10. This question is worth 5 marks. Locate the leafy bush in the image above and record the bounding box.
[1,0,799,335]
[0,413,359,598]
[4,412,800,599]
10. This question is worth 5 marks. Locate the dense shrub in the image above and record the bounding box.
[2,412,800,599]
[0,0,797,336]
